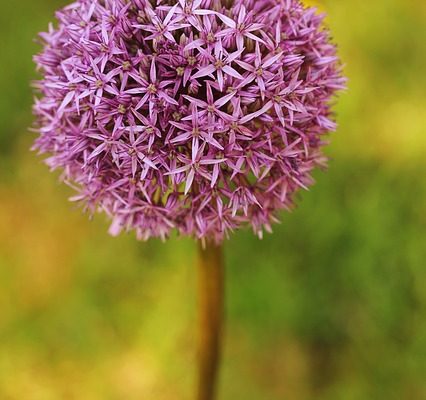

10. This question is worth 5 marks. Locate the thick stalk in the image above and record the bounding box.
[196,241,224,400]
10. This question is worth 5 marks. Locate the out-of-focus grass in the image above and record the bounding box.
[324,0,426,163]
[1,0,426,399]
[0,0,67,157]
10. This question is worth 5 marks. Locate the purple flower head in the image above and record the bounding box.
[33,0,345,243]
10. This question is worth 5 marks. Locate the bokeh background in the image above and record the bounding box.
[1,0,426,399]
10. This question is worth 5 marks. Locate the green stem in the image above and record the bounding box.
[196,241,224,400]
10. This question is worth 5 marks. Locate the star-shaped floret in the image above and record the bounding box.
[192,45,244,91]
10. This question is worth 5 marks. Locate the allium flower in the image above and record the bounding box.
[33,0,345,243]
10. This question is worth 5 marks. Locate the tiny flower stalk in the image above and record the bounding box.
[197,241,224,400]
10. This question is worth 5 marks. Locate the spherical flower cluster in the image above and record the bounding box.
[33,0,345,242]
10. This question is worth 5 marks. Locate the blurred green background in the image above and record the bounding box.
[1,0,426,399]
